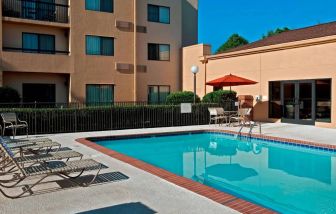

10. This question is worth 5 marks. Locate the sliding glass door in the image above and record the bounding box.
[281,80,315,125]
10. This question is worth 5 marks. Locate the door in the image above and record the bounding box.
[22,83,56,103]
[281,81,315,125]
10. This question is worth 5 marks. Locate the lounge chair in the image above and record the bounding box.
[1,146,82,175]
[5,137,52,144]
[0,136,61,158]
[1,113,28,139]
[0,139,103,199]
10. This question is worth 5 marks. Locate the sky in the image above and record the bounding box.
[198,0,336,53]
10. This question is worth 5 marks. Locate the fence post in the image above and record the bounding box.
[34,101,37,135]
[171,105,174,127]
[142,105,145,128]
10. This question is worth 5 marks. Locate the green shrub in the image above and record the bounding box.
[166,91,200,105]
[0,87,20,103]
[202,90,237,103]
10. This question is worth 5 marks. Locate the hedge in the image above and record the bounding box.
[166,91,200,105]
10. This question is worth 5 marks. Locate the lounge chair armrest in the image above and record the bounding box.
[18,119,28,126]
[3,121,14,127]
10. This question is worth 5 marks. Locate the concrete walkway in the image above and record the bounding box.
[0,123,335,214]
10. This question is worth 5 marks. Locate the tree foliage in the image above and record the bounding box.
[215,34,249,54]
[0,87,20,103]
[262,27,290,39]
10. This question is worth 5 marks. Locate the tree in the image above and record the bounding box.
[262,27,290,39]
[215,34,249,54]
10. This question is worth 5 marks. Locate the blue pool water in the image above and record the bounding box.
[95,133,336,213]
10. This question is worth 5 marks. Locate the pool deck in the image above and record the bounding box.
[1,123,335,214]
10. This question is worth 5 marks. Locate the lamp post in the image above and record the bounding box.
[191,66,199,104]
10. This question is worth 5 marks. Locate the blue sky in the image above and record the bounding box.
[198,0,336,53]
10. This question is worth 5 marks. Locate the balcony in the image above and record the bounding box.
[2,0,69,24]
[1,49,72,74]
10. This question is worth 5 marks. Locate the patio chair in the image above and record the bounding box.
[208,108,227,125]
[0,139,103,199]
[1,113,28,139]
[229,108,252,126]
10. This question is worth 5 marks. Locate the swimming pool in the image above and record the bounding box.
[93,132,336,213]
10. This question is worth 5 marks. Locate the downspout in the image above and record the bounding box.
[201,57,208,96]
[133,0,137,102]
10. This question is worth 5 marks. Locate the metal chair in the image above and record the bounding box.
[229,108,252,126]
[1,113,28,139]
[208,108,227,125]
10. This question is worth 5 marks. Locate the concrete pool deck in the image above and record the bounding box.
[0,123,335,213]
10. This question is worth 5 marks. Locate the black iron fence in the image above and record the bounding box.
[2,0,69,23]
[0,101,237,135]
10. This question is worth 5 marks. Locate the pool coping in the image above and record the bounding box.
[76,129,334,214]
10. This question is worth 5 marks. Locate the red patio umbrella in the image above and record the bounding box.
[206,74,258,91]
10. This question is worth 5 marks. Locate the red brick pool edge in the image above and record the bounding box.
[76,130,292,214]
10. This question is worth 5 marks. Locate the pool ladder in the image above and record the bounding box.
[236,121,260,141]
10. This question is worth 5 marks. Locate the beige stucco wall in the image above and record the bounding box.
[3,72,69,103]
[136,0,183,101]
[2,22,69,51]
[183,36,336,128]
[69,0,135,102]
[182,0,198,47]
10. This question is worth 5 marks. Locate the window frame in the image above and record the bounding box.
[268,81,282,119]
[148,85,171,104]
[85,0,114,13]
[86,84,115,104]
[315,78,332,123]
[147,4,170,24]
[85,35,114,56]
[22,32,56,54]
[148,43,170,61]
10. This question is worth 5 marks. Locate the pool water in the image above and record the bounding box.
[95,133,336,213]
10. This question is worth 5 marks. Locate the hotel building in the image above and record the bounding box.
[0,0,198,103]
[183,22,336,127]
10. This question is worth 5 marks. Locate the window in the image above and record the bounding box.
[85,0,113,13]
[148,86,170,104]
[148,4,170,24]
[86,84,114,104]
[22,33,55,54]
[22,83,56,103]
[22,0,56,21]
[269,81,281,118]
[316,79,331,123]
[86,35,114,56]
[148,44,170,61]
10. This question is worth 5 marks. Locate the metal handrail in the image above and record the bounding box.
[2,0,69,23]
[3,47,69,55]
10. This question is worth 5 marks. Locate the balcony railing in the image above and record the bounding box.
[3,47,69,55]
[2,0,69,23]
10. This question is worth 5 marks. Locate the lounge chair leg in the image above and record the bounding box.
[82,164,102,187]
[61,169,85,179]
[0,175,49,199]
[0,176,25,188]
